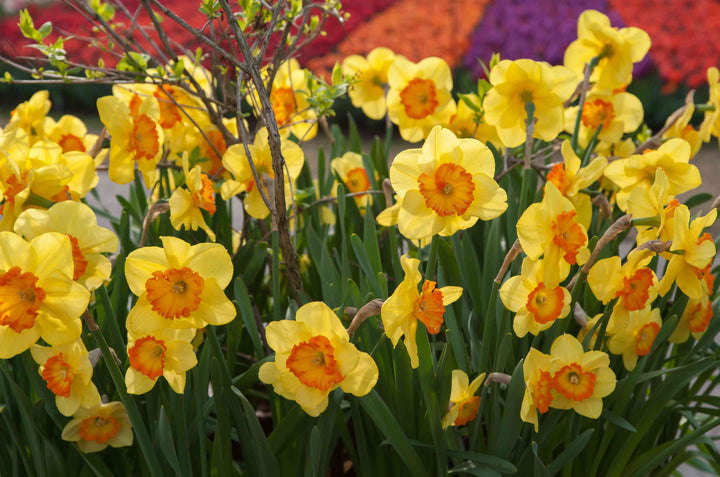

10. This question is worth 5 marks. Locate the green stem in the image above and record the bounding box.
[96,284,127,362]
[84,312,164,476]
[571,56,601,153]
[271,230,282,322]
[425,236,440,281]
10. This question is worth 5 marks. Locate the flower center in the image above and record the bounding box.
[635,322,660,356]
[65,234,89,281]
[414,280,445,334]
[129,113,160,161]
[42,353,74,398]
[400,78,439,119]
[58,133,86,153]
[201,130,227,176]
[193,173,217,215]
[145,267,205,320]
[581,98,615,130]
[546,163,571,196]
[154,86,183,129]
[453,396,481,426]
[3,173,28,207]
[417,162,475,217]
[532,370,554,414]
[689,301,713,334]
[78,415,121,444]
[286,335,344,391]
[345,167,370,195]
[129,335,167,379]
[553,363,596,401]
[270,86,296,127]
[0,266,46,333]
[526,282,565,324]
[551,210,587,265]
[615,268,654,311]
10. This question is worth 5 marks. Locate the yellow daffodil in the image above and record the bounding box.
[248,59,317,140]
[441,370,486,428]
[386,57,456,142]
[0,232,89,358]
[606,307,662,370]
[186,116,238,178]
[125,327,197,394]
[603,138,701,211]
[14,202,118,291]
[5,90,52,144]
[564,10,651,90]
[626,168,675,246]
[331,152,374,210]
[700,67,720,145]
[27,140,98,201]
[546,140,607,227]
[521,348,554,431]
[448,92,501,147]
[670,293,714,344]
[47,115,98,154]
[259,301,379,417]
[564,88,644,151]
[662,92,702,158]
[169,153,217,241]
[500,258,571,337]
[516,182,590,285]
[61,401,133,453]
[483,59,576,148]
[381,254,462,368]
[31,339,101,416]
[97,94,164,186]
[658,205,717,300]
[548,334,616,419]
[124,236,235,334]
[587,248,658,333]
[221,127,304,220]
[388,125,507,240]
[343,47,396,120]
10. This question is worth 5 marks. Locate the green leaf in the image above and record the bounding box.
[684,192,713,210]
[233,277,264,357]
[547,429,593,474]
[411,441,516,474]
[158,406,182,475]
[601,410,636,433]
[351,234,382,297]
[532,442,551,477]
[491,359,524,458]
[358,390,428,476]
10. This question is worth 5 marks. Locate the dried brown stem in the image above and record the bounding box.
[494,240,523,284]
[347,299,384,337]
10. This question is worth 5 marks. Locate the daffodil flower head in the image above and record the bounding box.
[0,232,89,358]
[27,139,98,201]
[47,114,98,154]
[124,236,235,334]
[658,204,717,300]
[343,47,397,120]
[331,152,375,210]
[564,87,644,151]
[603,138,701,211]
[547,140,607,227]
[386,56,456,142]
[221,127,304,219]
[626,168,675,246]
[125,327,198,394]
[662,91,702,158]
[606,307,662,370]
[671,293,714,344]
[5,90,52,144]
[388,125,507,241]
[564,10,651,90]
[500,258,572,337]
[483,59,576,148]
[448,92,502,147]
[97,93,164,186]
[587,248,658,333]
[31,339,102,416]
[441,370,486,428]
[61,401,133,453]
[380,255,462,368]
[169,153,217,241]
[521,347,554,431]
[548,334,616,419]
[700,67,720,144]
[517,182,590,285]
[14,201,118,291]
[259,302,379,417]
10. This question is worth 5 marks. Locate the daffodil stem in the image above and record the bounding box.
[82,311,165,476]
[96,284,127,362]
[581,123,603,167]
[425,236,440,281]
[571,56,600,154]
[479,281,500,372]
[523,102,536,170]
